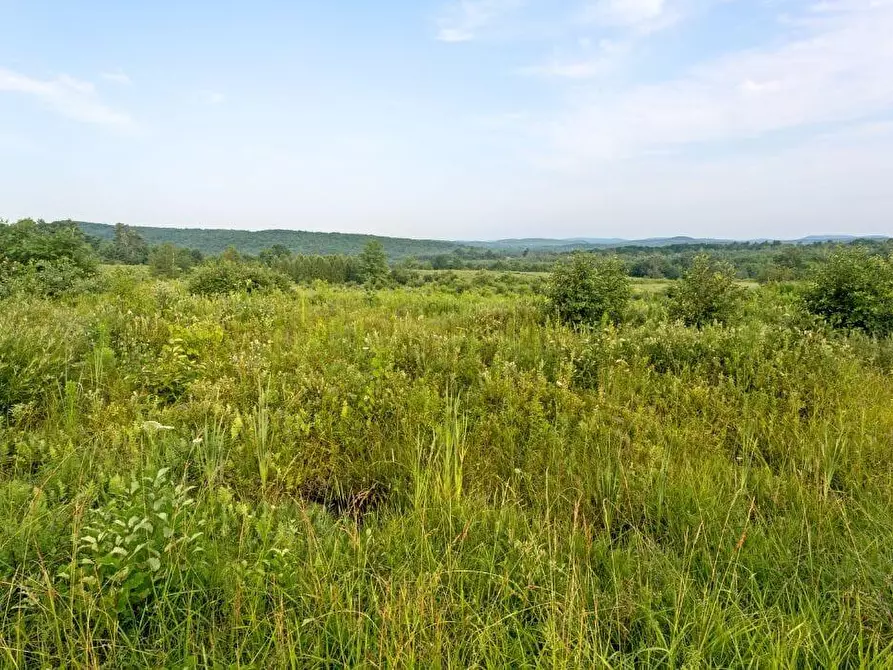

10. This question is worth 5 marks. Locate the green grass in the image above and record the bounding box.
[1,273,892,667]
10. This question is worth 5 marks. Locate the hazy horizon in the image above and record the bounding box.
[56,220,889,244]
[2,0,892,240]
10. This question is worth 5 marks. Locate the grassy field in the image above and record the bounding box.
[2,271,893,667]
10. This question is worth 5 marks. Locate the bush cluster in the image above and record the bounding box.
[0,219,97,297]
[668,253,745,327]
[186,260,291,296]
[804,248,893,335]
[547,254,630,325]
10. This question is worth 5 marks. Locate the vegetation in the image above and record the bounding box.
[3,218,893,665]
[270,253,363,284]
[548,254,630,325]
[0,219,97,297]
[186,259,291,296]
[77,220,472,259]
[669,254,744,327]
[148,242,201,279]
[804,248,893,335]
[106,223,150,265]
[71,220,890,278]
[358,240,390,286]
[411,239,893,280]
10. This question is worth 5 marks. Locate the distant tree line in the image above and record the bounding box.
[410,239,893,281]
[4,217,893,295]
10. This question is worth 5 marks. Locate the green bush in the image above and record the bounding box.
[0,219,97,297]
[547,254,630,326]
[668,253,744,327]
[187,260,291,296]
[804,248,893,336]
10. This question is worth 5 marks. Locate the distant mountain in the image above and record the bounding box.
[76,221,469,259]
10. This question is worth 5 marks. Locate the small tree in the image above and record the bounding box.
[221,246,241,263]
[804,248,893,335]
[548,254,630,326]
[149,243,180,278]
[669,254,744,327]
[359,241,389,285]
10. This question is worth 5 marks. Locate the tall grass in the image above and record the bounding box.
[0,276,892,666]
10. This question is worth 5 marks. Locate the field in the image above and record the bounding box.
[2,269,893,667]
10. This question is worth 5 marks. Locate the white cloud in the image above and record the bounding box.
[521,0,708,80]
[0,67,135,128]
[522,39,629,79]
[436,0,524,42]
[542,1,893,166]
[101,69,132,85]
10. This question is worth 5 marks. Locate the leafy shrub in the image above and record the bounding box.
[0,219,97,297]
[187,260,291,296]
[0,257,99,298]
[142,322,224,401]
[547,254,630,326]
[803,249,893,336]
[668,254,744,327]
[64,467,207,618]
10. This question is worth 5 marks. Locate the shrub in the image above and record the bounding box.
[547,254,630,326]
[0,219,97,297]
[64,467,208,618]
[669,254,744,327]
[187,261,291,296]
[803,249,893,336]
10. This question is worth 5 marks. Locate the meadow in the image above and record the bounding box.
[2,263,893,668]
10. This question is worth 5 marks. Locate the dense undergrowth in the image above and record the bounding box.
[2,271,893,667]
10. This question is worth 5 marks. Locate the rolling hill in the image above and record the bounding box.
[75,221,888,258]
[76,221,471,259]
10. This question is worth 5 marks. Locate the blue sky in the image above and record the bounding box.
[1,0,892,240]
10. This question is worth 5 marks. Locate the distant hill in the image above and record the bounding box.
[76,221,470,259]
[793,234,889,244]
[470,234,888,252]
[75,221,888,258]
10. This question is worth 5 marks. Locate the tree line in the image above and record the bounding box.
[3,217,892,311]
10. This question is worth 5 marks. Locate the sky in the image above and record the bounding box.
[1,0,892,241]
